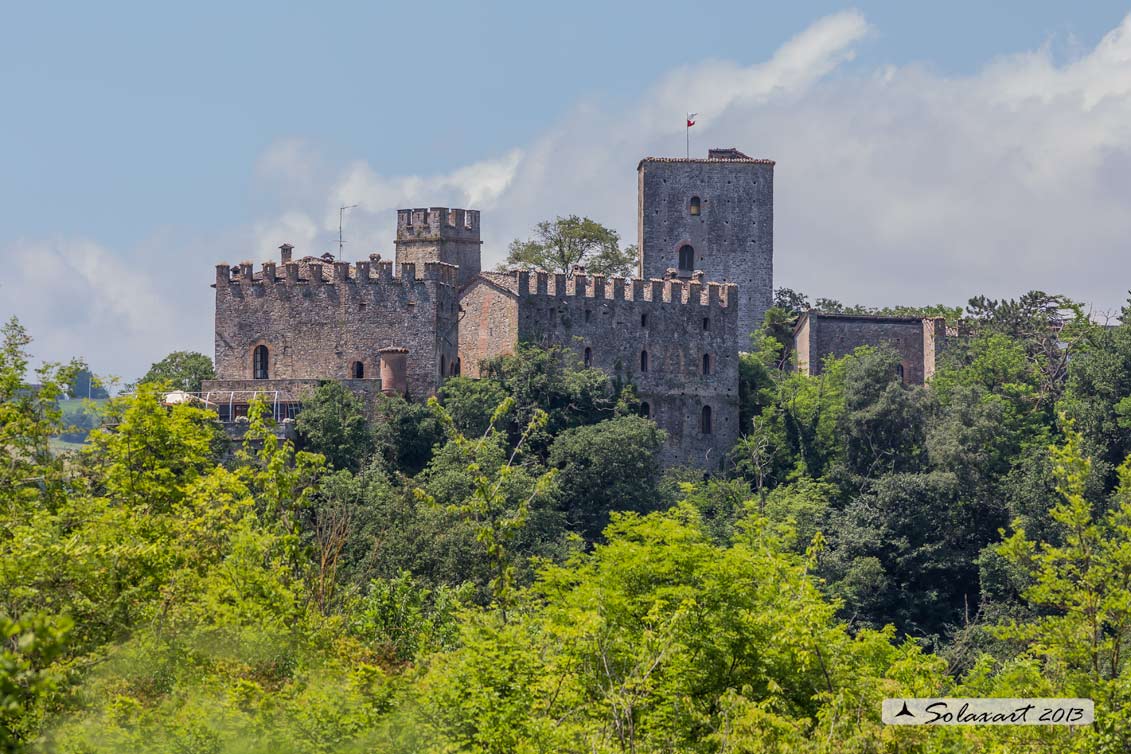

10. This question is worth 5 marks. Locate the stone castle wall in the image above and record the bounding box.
[460,269,741,468]
[795,312,944,385]
[637,156,774,340]
[395,207,482,287]
[212,255,459,399]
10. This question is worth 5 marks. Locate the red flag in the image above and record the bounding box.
[687,112,698,127]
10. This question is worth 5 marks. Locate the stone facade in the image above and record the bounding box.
[637,149,774,340]
[210,147,773,470]
[395,208,482,288]
[457,270,741,468]
[793,312,946,385]
[211,253,459,400]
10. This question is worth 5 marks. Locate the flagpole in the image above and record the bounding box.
[686,119,689,159]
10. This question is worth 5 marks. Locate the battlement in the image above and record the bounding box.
[501,270,737,308]
[214,257,459,288]
[396,207,481,242]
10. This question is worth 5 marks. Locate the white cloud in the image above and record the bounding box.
[0,237,184,381]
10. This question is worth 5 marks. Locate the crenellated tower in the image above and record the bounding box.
[395,207,481,287]
[638,148,774,342]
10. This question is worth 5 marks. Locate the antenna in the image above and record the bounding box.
[339,204,359,256]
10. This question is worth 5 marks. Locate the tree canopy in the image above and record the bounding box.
[505,215,637,277]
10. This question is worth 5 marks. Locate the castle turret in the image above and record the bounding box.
[637,149,774,343]
[395,207,481,287]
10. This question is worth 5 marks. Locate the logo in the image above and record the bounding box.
[882,698,1093,726]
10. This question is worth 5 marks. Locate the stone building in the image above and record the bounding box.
[637,148,774,340]
[459,269,741,468]
[203,250,460,409]
[205,147,772,469]
[793,311,947,385]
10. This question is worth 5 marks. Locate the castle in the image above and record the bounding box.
[202,146,943,468]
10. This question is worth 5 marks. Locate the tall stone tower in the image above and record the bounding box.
[637,148,774,341]
[395,207,482,287]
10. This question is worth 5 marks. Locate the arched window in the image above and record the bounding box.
[640,350,649,373]
[678,245,694,271]
[584,347,592,368]
[702,353,711,375]
[689,196,701,216]
[701,405,713,434]
[352,361,364,379]
[252,345,269,380]
[641,313,648,327]
[639,401,651,418]
[440,355,447,377]
[896,364,905,383]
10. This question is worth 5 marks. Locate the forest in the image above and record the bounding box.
[4,287,1131,753]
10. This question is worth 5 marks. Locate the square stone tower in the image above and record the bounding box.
[395,207,482,287]
[637,148,774,342]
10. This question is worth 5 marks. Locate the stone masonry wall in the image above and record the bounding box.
[213,256,459,399]
[638,156,774,342]
[798,313,942,385]
[506,269,741,469]
[457,276,519,377]
[395,207,482,287]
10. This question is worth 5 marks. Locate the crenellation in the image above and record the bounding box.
[217,148,761,470]
[611,276,625,300]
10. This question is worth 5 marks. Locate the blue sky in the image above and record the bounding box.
[3,2,1131,379]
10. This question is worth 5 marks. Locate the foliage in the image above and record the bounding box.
[295,381,374,471]
[548,414,667,539]
[505,214,636,277]
[370,393,444,476]
[135,350,215,393]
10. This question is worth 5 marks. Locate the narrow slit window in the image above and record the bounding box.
[701,405,713,434]
[896,364,905,383]
[584,347,592,368]
[640,350,649,373]
[702,353,711,375]
[641,313,648,327]
[689,196,701,216]
[252,345,269,380]
[703,317,710,331]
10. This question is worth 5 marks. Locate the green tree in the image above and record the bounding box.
[294,381,374,471]
[482,344,619,456]
[136,350,215,392]
[371,393,444,476]
[438,375,509,438]
[995,424,1131,751]
[65,367,109,399]
[505,215,636,277]
[548,414,667,540]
